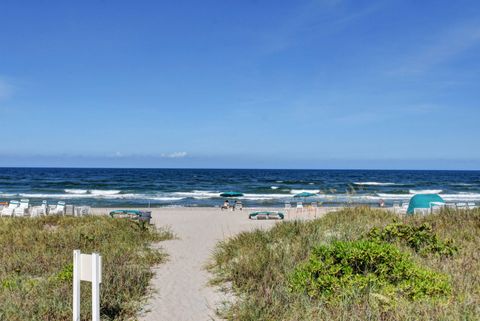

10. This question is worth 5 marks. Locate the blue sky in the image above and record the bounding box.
[0,0,479,169]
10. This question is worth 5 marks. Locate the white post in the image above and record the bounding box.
[92,253,101,321]
[73,250,81,321]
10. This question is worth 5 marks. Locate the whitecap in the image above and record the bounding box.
[89,190,121,196]
[354,182,397,186]
[171,190,220,199]
[64,189,88,194]
[409,189,443,194]
[290,189,320,194]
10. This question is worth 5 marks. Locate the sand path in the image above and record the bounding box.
[137,207,329,321]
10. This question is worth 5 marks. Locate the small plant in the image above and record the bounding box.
[289,240,451,301]
[366,222,458,257]
[55,263,74,282]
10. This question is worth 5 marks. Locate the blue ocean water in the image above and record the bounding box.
[0,168,479,207]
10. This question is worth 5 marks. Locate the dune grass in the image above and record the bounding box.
[0,215,173,321]
[208,207,480,321]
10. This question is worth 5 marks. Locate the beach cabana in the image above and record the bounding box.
[407,194,445,214]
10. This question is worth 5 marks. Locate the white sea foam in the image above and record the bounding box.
[64,189,88,194]
[270,186,279,190]
[354,182,397,186]
[89,190,121,195]
[290,189,320,194]
[450,183,475,186]
[409,189,443,194]
[171,190,220,199]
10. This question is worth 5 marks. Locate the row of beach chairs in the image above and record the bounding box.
[285,202,320,211]
[392,201,477,215]
[0,199,91,217]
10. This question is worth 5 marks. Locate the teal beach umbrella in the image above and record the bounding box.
[407,194,445,214]
[294,192,317,198]
[220,191,244,198]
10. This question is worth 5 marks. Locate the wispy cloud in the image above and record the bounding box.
[161,152,188,158]
[0,78,13,101]
[392,22,480,75]
[258,0,384,53]
[110,151,188,159]
[332,103,443,125]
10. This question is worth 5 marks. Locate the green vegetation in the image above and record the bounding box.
[0,215,173,321]
[366,222,458,257]
[290,240,450,301]
[209,207,480,321]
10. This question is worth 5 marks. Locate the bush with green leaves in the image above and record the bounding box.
[366,222,458,257]
[290,240,451,301]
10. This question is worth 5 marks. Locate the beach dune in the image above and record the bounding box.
[121,207,332,321]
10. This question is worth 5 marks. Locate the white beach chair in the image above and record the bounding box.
[284,202,292,211]
[1,200,19,217]
[50,201,66,215]
[430,202,444,213]
[75,206,91,216]
[445,203,457,209]
[296,202,303,212]
[234,201,243,211]
[14,199,30,216]
[400,202,409,214]
[456,202,467,209]
[31,200,48,217]
[467,202,477,209]
[392,201,401,213]
[414,208,429,215]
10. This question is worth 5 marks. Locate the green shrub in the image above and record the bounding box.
[291,241,450,300]
[366,222,458,257]
[290,240,451,301]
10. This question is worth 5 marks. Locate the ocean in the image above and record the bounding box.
[0,168,479,207]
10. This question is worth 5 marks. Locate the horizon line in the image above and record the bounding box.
[0,166,479,172]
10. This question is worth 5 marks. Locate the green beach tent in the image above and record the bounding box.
[220,191,244,197]
[407,194,445,214]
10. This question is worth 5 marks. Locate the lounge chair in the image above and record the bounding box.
[75,206,91,216]
[296,202,303,212]
[50,201,66,215]
[414,208,429,215]
[456,202,467,209]
[234,201,243,211]
[14,199,30,216]
[1,200,19,217]
[31,200,48,217]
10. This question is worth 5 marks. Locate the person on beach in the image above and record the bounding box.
[222,200,230,210]
[379,199,385,207]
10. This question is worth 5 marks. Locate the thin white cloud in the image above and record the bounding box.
[392,22,480,75]
[108,151,188,159]
[0,78,13,101]
[161,152,188,158]
[258,0,384,54]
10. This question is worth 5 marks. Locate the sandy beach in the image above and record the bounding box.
[92,207,334,321]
